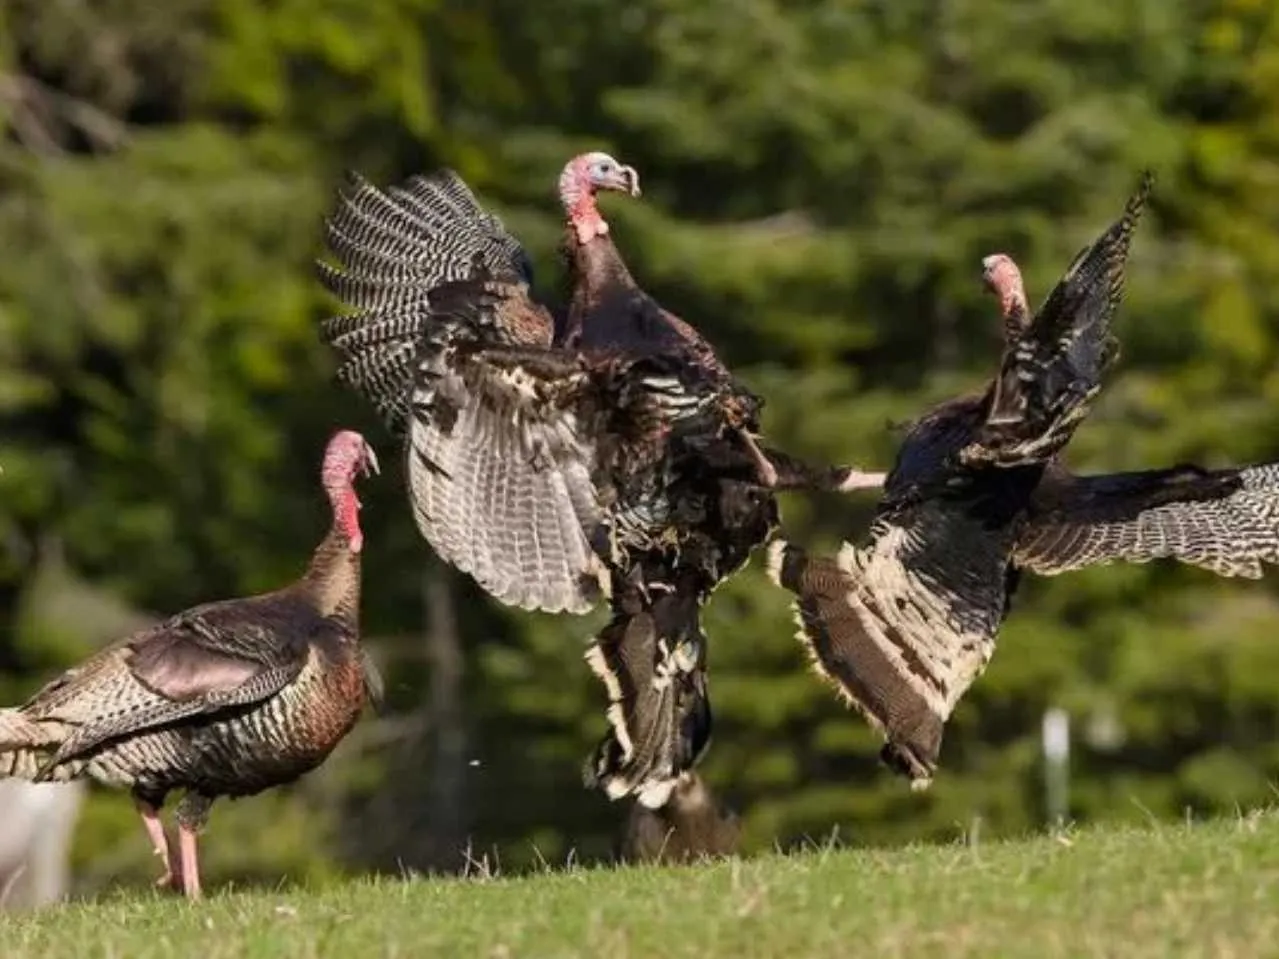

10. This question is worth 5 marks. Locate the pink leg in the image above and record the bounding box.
[736,428,779,488]
[837,469,889,492]
[177,823,202,900]
[134,799,180,890]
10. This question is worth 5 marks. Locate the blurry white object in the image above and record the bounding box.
[1042,707,1071,828]
[0,780,84,910]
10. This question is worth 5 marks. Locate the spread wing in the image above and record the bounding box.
[406,325,609,613]
[317,171,608,614]
[966,172,1153,467]
[1015,462,1279,578]
[318,170,551,425]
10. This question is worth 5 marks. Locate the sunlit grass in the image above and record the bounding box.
[6,811,1279,958]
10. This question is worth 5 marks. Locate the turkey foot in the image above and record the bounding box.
[751,445,886,493]
[134,799,182,891]
[836,468,888,492]
[735,429,779,487]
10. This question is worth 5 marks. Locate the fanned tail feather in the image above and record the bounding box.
[765,539,943,789]
[0,710,67,781]
[583,581,712,808]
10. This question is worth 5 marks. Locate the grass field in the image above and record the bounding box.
[5,811,1279,958]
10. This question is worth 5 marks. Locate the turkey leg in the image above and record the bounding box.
[692,434,887,493]
[738,437,887,493]
[836,468,888,492]
[177,824,202,900]
[134,799,181,890]
[175,792,213,900]
[734,428,779,487]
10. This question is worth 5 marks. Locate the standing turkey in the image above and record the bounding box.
[316,153,885,808]
[0,430,382,898]
[769,172,1279,788]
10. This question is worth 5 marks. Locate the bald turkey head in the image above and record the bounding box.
[982,253,1029,331]
[321,430,380,553]
[559,151,641,245]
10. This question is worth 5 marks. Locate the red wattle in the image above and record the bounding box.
[333,488,363,553]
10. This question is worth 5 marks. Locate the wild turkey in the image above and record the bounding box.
[618,770,741,864]
[316,153,885,808]
[770,173,1279,789]
[0,430,382,898]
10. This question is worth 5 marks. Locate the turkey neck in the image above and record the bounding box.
[561,231,637,343]
[297,520,362,634]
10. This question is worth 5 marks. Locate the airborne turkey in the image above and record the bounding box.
[0,430,382,898]
[316,152,885,808]
[769,172,1279,788]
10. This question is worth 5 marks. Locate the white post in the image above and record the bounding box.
[1042,707,1070,828]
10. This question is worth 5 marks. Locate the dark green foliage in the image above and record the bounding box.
[1,0,1279,890]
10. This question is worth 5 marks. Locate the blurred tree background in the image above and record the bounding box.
[3,0,1279,894]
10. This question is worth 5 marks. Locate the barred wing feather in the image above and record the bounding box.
[405,286,609,614]
[405,356,608,613]
[966,172,1153,467]
[8,596,314,768]
[1015,462,1279,578]
[318,172,609,614]
[318,170,552,431]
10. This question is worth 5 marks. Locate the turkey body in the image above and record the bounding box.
[317,158,878,808]
[771,173,1279,787]
[24,594,372,807]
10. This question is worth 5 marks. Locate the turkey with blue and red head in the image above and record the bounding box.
[315,152,886,808]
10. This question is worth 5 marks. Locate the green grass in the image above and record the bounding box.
[6,812,1279,958]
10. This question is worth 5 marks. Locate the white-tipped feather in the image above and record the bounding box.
[603,703,635,762]
[583,644,624,706]
[764,538,788,587]
[637,779,678,810]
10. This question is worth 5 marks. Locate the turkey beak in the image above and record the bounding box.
[362,443,381,478]
[980,254,1000,294]
[595,165,640,197]
[619,165,641,198]
[603,166,644,198]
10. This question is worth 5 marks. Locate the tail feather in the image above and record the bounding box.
[0,710,66,781]
[583,581,712,809]
[766,539,944,789]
